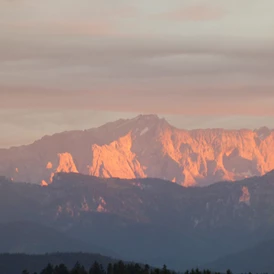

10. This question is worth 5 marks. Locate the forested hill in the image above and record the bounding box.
[0,253,117,274]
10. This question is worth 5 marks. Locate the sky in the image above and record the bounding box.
[0,0,274,148]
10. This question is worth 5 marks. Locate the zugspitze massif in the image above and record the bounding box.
[1,114,273,186]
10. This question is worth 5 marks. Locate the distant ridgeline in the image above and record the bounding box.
[21,261,226,274]
[0,252,272,274]
[21,260,178,274]
[0,253,229,274]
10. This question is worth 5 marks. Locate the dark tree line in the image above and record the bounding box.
[21,261,233,274]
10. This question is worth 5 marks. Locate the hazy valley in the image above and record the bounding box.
[1,170,274,271]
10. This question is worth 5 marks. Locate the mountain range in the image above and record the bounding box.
[1,114,274,271]
[1,171,274,270]
[0,114,273,187]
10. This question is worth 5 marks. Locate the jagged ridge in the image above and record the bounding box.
[0,114,273,186]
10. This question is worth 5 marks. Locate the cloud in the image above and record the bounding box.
[5,20,117,37]
[1,35,274,100]
[156,4,226,21]
[1,34,273,64]
[1,84,274,117]
[1,0,274,118]
[1,31,274,118]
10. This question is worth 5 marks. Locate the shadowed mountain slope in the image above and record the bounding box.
[1,171,274,269]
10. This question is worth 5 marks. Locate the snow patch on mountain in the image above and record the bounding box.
[140,127,149,136]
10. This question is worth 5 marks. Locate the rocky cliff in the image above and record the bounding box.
[0,114,273,186]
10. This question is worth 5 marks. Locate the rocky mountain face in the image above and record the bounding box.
[0,115,273,186]
[1,171,274,270]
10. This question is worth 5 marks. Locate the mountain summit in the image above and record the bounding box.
[0,114,273,186]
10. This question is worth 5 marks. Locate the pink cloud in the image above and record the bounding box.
[4,4,139,37]
[6,20,117,37]
[157,4,226,22]
[1,86,274,116]
[103,4,139,18]
[52,21,116,36]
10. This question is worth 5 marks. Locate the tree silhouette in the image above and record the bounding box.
[20,260,263,274]
[106,263,113,274]
[71,262,87,274]
[54,264,70,274]
[41,264,54,274]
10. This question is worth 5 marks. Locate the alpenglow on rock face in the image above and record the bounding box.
[0,114,273,186]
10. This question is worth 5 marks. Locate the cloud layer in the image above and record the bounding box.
[1,34,274,114]
[1,0,274,146]
[156,3,226,21]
